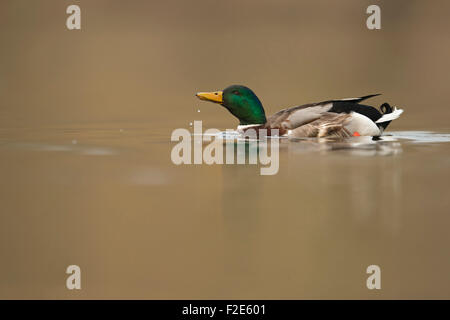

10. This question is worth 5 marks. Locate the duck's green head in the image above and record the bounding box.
[196,85,266,125]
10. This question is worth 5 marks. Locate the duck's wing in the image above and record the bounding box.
[266,94,381,130]
[330,94,381,104]
[289,113,352,138]
[265,102,333,130]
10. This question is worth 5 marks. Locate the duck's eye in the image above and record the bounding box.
[232,90,240,95]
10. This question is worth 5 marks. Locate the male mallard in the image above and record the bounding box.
[195,85,403,138]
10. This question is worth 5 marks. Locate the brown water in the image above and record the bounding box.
[1,0,450,299]
[0,126,449,299]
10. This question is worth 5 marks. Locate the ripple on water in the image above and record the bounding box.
[201,130,450,143]
[10,142,118,156]
[387,131,450,143]
[192,130,449,156]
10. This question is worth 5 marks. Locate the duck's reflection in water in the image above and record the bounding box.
[219,136,404,296]
[288,135,403,231]
[288,135,402,156]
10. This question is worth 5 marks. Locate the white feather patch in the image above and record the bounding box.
[236,124,263,135]
[375,107,404,123]
[345,112,381,136]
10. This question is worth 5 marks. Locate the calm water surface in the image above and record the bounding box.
[2,0,450,300]
[0,124,449,299]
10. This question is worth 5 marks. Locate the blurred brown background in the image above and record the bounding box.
[1,0,450,300]
[1,0,450,130]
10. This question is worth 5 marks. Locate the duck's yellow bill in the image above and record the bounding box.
[196,91,223,103]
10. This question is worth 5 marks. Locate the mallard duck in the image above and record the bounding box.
[195,85,403,138]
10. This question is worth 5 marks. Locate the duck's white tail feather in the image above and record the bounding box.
[375,107,404,123]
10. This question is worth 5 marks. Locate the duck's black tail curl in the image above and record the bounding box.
[380,103,392,114]
[378,103,393,130]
